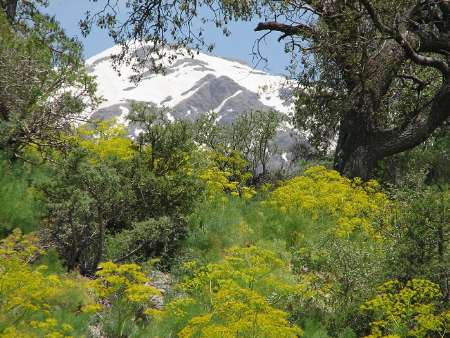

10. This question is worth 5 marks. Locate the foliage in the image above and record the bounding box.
[0,156,43,237]
[268,166,389,237]
[128,103,195,176]
[4,1,450,337]
[260,166,391,334]
[386,184,450,296]
[194,110,282,182]
[105,217,186,265]
[40,149,130,275]
[160,246,303,337]
[183,172,390,337]
[0,229,92,338]
[199,149,255,199]
[291,230,389,336]
[89,261,161,338]
[0,9,98,158]
[74,119,135,161]
[361,279,450,337]
[227,110,281,180]
[41,106,206,273]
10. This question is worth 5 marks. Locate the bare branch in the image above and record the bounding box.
[254,21,316,41]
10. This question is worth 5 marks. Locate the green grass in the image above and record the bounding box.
[181,195,335,265]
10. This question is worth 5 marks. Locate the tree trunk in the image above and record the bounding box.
[334,77,450,180]
[1,0,18,23]
[333,121,377,180]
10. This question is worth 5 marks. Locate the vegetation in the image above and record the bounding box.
[0,1,449,337]
[0,229,93,337]
[80,0,450,179]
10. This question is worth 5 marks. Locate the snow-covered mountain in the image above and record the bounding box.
[86,45,293,123]
[86,45,304,169]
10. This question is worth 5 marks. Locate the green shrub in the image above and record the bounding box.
[361,279,450,337]
[0,157,43,237]
[0,229,93,337]
[105,217,186,267]
[387,184,450,290]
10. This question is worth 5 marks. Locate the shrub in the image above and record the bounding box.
[387,185,450,290]
[74,119,135,161]
[193,110,282,181]
[158,246,303,337]
[268,166,389,237]
[361,279,450,337]
[40,150,131,275]
[88,261,161,337]
[0,157,43,237]
[199,149,255,199]
[0,229,92,337]
[105,217,186,266]
[264,166,392,335]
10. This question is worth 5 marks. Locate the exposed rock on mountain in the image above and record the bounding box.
[86,46,307,170]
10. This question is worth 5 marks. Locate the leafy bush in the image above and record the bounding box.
[268,166,389,237]
[290,230,389,336]
[157,246,303,337]
[88,261,161,337]
[40,150,131,275]
[387,185,450,290]
[0,158,43,237]
[0,229,92,337]
[361,279,450,337]
[105,217,186,266]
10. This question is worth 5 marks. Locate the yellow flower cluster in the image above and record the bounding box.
[179,283,302,338]
[89,261,160,310]
[0,230,91,338]
[199,150,256,199]
[166,246,303,337]
[268,166,389,237]
[74,119,135,161]
[361,279,450,337]
[0,228,42,261]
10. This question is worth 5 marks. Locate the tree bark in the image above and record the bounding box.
[1,0,18,23]
[255,1,450,180]
[333,125,376,180]
[334,79,450,179]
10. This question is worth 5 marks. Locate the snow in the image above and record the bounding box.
[86,44,293,116]
[214,90,242,112]
[118,106,129,125]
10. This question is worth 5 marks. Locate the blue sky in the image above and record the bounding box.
[45,0,290,74]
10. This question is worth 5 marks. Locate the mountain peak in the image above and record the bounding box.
[87,46,292,124]
[85,45,303,170]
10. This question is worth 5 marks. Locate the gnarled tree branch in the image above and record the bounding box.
[360,0,449,75]
[254,21,316,41]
